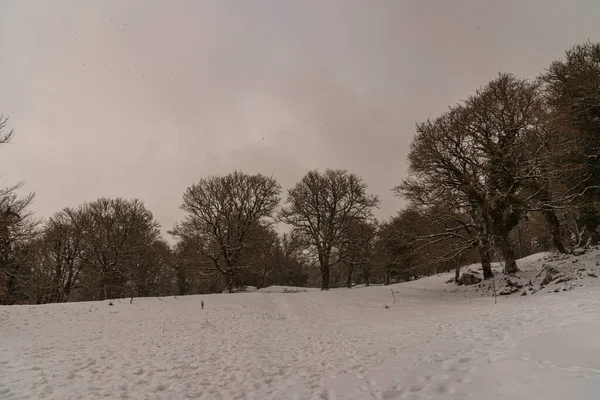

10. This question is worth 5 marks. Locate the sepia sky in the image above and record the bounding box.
[1,0,599,237]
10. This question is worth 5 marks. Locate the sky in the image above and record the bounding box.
[1,0,599,238]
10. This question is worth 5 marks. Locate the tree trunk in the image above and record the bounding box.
[516,225,523,259]
[5,271,17,305]
[52,274,62,303]
[320,267,330,290]
[225,272,235,293]
[455,264,461,284]
[100,278,108,301]
[363,265,370,286]
[497,234,520,274]
[592,231,600,247]
[479,237,494,280]
[63,280,74,303]
[384,269,390,286]
[261,264,269,288]
[543,208,567,254]
[346,264,353,288]
[176,267,188,295]
[579,206,600,246]
[501,244,519,274]
[318,250,331,290]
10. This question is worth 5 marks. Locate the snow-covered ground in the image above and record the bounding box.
[2,250,600,399]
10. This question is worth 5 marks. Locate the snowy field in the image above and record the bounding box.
[2,250,600,399]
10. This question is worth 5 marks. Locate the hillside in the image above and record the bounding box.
[2,249,600,399]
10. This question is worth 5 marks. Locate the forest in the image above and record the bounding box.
[1,41,599,305]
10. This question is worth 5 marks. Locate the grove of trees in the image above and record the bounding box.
[1,41,599,304]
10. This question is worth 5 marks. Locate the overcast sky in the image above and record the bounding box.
[1,0,599,236]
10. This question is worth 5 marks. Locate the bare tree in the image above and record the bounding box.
[129,238,174,297]
[172,171,281,293]
[339,219,377,288]
[403,206,479,281]
[0,116,38,304]
[396,104,495,278]
[277,232,310,287]
[0,114,14,145]
[280,169,379,290]
[372,208,470,285]
[0,184,37,304]
[374,219,413,285]
[28,207,89,303]
[398,73,550,276]
[541,41,600,246]
[81,198,161,300]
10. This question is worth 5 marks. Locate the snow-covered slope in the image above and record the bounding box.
[2,249,600,399]
[405,248,600,299]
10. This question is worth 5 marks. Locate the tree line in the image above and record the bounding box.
[1,41,599,304]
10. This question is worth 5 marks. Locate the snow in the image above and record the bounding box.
[257,286,318,293]
[2,250,600,399]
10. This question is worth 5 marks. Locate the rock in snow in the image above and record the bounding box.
[538,265,561,286]
[499,286,520,295]
[459,273,482,285]
[554,276,572,284]
[505,277,523,288]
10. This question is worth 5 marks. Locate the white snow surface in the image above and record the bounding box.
[2,250,600,399]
